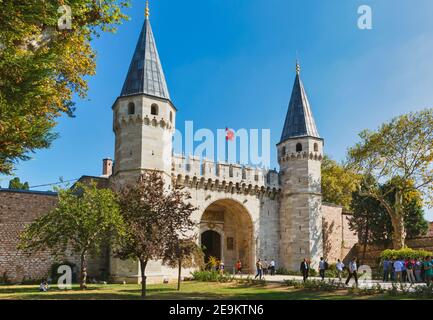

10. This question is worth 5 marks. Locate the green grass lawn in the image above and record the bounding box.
[0,281,421,300]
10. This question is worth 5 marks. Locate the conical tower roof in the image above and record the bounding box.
[280,63,319,142]
[120,8,170,100]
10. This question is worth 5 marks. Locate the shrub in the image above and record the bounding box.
[323,263,348,278]
[380,247,433,261]
[283,279,299,287]
[191,270,234,283]
[284,279,345,291]
[276,267,317,276]
[412,284,433,298]
[0,271,10,285]
[303,279,345,291]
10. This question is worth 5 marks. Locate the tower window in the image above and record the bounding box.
[296,143,302,152]
[127,102,135,115]
[281,146,286,156]
[314,143,319,152]
[169,111,173,122]
[151,103,159,116]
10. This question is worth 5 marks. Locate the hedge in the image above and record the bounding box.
[380,247,433,260]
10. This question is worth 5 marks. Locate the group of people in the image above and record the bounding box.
[227,255,433,286]
[301,257,360,286]
[254,259,276,279]
[381,256,433,284]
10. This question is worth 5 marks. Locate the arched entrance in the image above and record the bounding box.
[201,230,221,262]
[200,199,254,273]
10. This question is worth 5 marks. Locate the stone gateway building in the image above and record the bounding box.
[0,9,358,284]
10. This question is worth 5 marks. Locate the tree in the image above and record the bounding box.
[8,177,29,190]
[348,109,433,249]
[349,180,428,263]
[0,1,130,174]
[321,155,361,210]
[18,182,124,289]
[163,239,204,291]
[350,182,429,243]
[116,171,197,298]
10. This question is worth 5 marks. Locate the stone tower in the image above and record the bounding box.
[112,4,176,185]
[277,63,324,270]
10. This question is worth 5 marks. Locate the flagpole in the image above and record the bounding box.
[225,127,228,163]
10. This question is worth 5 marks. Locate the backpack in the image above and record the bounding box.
[324,261,329,270]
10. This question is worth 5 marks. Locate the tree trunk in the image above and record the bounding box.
[177,258,182,291]
[80,252,87,290]
[391,190,406,249]
[139,258,148,298]
[370,190,406,250]
[361,214,369,265]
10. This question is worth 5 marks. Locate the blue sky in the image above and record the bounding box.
[2,0,433,219]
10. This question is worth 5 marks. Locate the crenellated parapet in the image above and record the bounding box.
[172,154,280,198]
[278,150,323,163]
[113,113,174,133]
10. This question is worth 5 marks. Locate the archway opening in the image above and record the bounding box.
[201,230,221,264]
[200,199,254,273]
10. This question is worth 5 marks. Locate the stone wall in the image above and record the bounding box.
[322,204,358,264]
[0,189,107,283]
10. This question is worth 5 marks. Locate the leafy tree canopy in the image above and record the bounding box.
[349,179,429,243]
[0,0,130,174]
[348,109,433,248]
[115,171,197,297]
[18,181,124,289]
[321,155,361,210]
[8,177,29,190]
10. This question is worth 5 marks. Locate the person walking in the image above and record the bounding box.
[414,258,422,283]
[270,260,276,276]
[235,260,242,275]
[319,257,326,281]
[300,258,310,282]
[402,258,407,282]
[423,256,433,286]
[219,261,225,275]
[393,259,404,283]
[336,259,345,282]
[345,257,358,287]
[382,258,390,282]
[389,259,395,281]
[263,259,269,276]
[255,259,263,280]
[406,259,416,284]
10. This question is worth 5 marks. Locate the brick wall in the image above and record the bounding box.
[0,189,107,283]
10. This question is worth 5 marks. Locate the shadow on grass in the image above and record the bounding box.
[0,282,414,300]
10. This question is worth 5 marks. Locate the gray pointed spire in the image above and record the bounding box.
[280,64,319,142]
[120,13,170,100]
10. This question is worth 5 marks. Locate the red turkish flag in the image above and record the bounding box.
[225,127,234,141]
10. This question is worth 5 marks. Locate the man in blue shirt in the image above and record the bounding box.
[382,259,389,282]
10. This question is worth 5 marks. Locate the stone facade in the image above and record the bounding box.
[106,13,357,282]
[322,204,358,264]
[277,137,324,269]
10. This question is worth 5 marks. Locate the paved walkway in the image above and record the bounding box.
[233,274,427,290]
